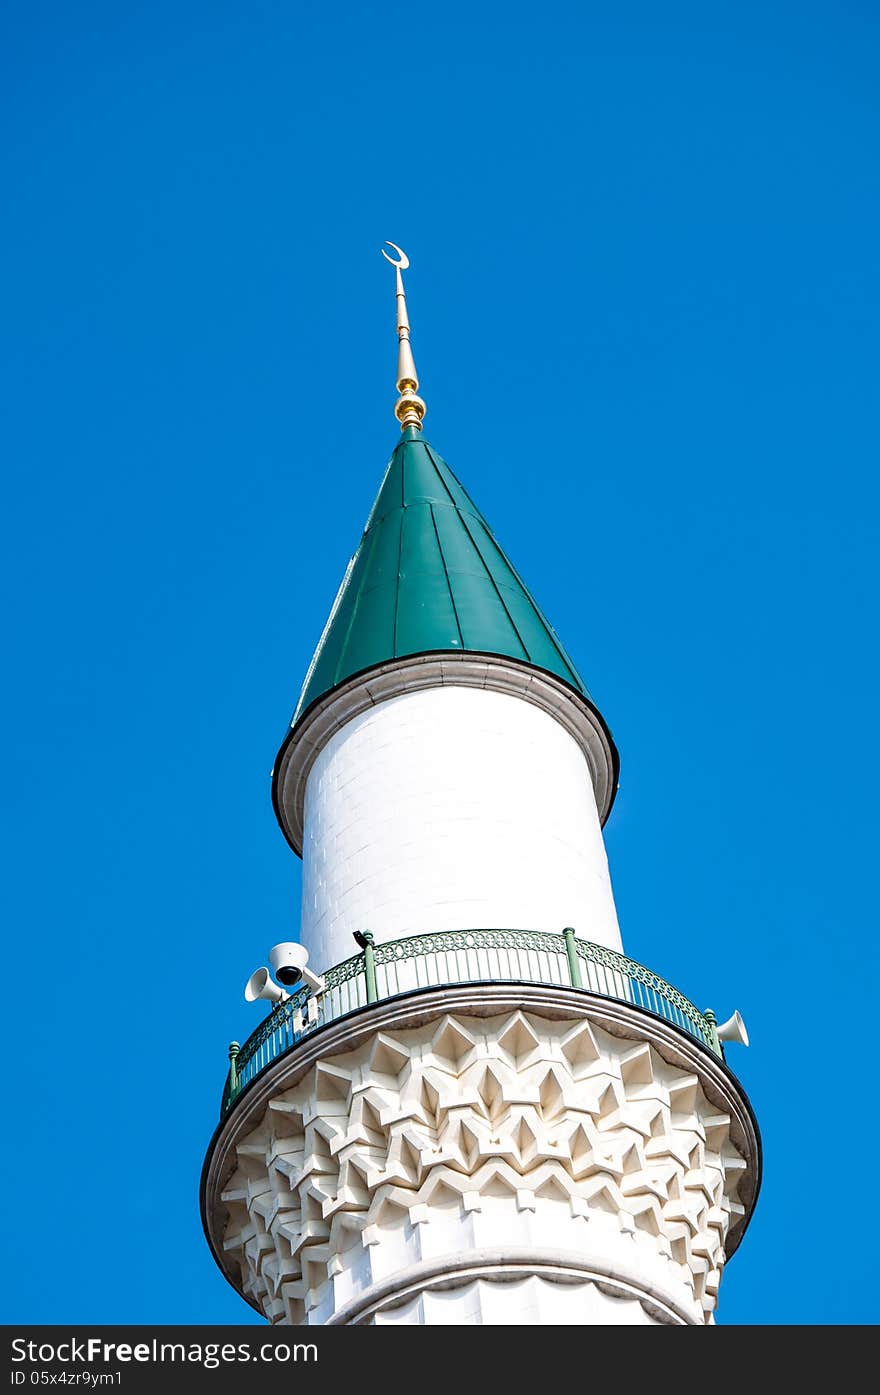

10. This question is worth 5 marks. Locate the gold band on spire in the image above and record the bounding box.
[381,241,426,431]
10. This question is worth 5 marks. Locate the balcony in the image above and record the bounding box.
[219,928,726,1119]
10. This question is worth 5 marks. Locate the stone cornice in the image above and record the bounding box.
[272,652,619,854]
[328,1250,693,1326]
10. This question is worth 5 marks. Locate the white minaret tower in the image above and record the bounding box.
[202,245,760,1326]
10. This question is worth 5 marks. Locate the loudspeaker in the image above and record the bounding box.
[244,966,288,1004]
[269,942,310,987]
[716,1010,749,1047]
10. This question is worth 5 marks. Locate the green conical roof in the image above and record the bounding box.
[291,428,598,721]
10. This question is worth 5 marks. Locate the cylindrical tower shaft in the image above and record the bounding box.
[299,686,621,970]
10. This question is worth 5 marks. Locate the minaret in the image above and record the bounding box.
[201,246,760,1326]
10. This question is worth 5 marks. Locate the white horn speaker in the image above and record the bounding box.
[716,1010,749,1047]
[244,966,288,1004]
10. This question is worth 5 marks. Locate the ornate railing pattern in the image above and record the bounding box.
[220,928,722,1118]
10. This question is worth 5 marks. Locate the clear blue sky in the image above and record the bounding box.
[2,1,877,1325]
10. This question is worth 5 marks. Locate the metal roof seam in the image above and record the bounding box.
[330,521,383,688]
[453,506,531,664]
[429,501,465,651]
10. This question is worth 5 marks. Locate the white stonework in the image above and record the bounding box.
[209,992,756,1327]
[372,1276,659,1326]
[299,686,622,973]
[274,652,619,855]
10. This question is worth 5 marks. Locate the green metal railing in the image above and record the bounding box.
[219,928,723,1118]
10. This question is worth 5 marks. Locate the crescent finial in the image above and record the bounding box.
[381,241,425,432]
[381,241,410,271]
